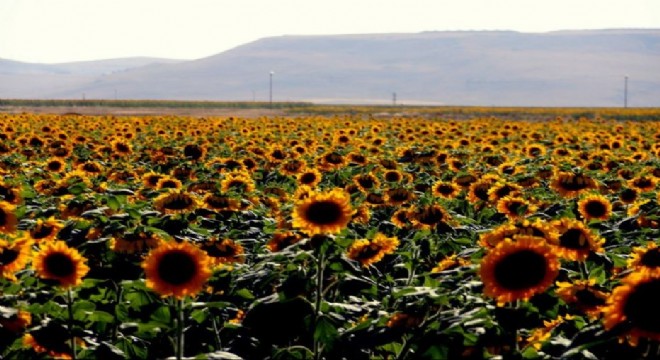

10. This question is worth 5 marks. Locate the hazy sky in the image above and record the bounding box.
[1,0,659,63]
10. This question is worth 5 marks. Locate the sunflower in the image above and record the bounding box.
[432,181,461,199]
[43,158,67,173]
[183,143,206,161]
[628,242,660,270]
[0,201,18,234]
[619,187,639,204]
[628,175,657,192]
[0,308,31,333]
[487,182,523,203]
[382,169,409,184]
[467,174,501,204]
[202,193,240,212]
[28,217,64,242]
[156,175,183,190]
[603,269,660,346]
[292,188,354,235]
[142,171,163,188]
[266,231,303,252]
[556,278,609,319]
[352,204,371,224]
[110,232,163,254]
[0,181,21,205]
[279,159,306,176]
[550,171,597,198]
[110,138,132,155]
[408,204,451,230]
[0,237,32,281]
[153,190,199,214]
[142,240,212,299]
[496,195,537,220]
[577,193,613,221]
[200,238,245,268]
[32,241,89,288]
[220,171,255,194]
[353,173,381,193]
[297,168,323,187]
[391,208,411,228]
[346,233,400,267]
[385,187,414,206]
[551,218,605,261]
[431,254,470,273]
[479,236,559,305]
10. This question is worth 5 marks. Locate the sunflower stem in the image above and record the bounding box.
[313,246,326,360]
[176,298,185,360]
[67,288,77,360]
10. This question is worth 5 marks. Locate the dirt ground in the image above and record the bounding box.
[0,105,287,118]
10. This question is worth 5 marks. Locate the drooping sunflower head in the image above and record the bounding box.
[408,204,451,230]
[628,242,660,270]
[603,269,660,346]
[220,171,255,194]
[266,231,303,252]
[32,241,89,288]
[551,218,605,261]
[577,193,613,221]
[479,236,559,305]
[153,190,199,214]
[110,232,162,254]
[431,254,470,273]
[142,240,212,299]
[556,278,608,319]
[390,208,411,229]
[29,217,64,242]
[200,238,245,268]
[292,188,354,236]
[346,233,400,267]
[550,171,597,198]
[0,236,33,281]
[0,201,18,234]
[385,187,414,206]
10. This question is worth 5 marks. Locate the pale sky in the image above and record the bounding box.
[1,0,659,63]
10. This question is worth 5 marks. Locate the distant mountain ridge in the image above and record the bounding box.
[1,30,659,106]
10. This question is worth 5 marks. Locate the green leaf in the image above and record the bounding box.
[150,305,171,324]
[235,288,255,300]
[90,310,115,323]
[314,315,339,345]
[191,308,208,324]
[106,195,121,211]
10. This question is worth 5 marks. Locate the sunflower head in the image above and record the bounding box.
[153,190,199,214]
[0,237,33,281]
[292,188,354,235]
[142,241,212,299]
[0,201,18,234]
[32,241,89,288]
[603,269,660,346]
[479,236,559,305]
[577,193,613,221]
[346,233,400,267]
[551,218,605,261]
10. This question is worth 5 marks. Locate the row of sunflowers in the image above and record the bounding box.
[2,111,660,358]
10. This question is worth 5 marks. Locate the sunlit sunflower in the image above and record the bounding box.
[346,233,399,267]
[467,174,501,204]
[266,231,303,252]
[390,208,411,228]
[153,190,199,214]
[353,173,381,193]
[28,217,64,242]
[297,168,323,187]
[156,175,183,190]
[200,238,245,268]
[496,195,537,220]
[556,278,609,319]
[23,323,77,360]
[44,158,67,173]
[279,159,306,176]
[431,254,470,273]
[479,236,559,305]
[550,171,597,198]
[76,160,104,175]
[110,138,132,155]
[142,171,163,188]
[352,204,371,224]
[0,236,32,281]
[577,193,613,221]
[603,269,660,346]
[479,218,558,248]
[432,181,461,199]
[551,218,605,261]
[220,171,255,194]
[142,240,212,299]
[292,188,354,235]
[32,241,89,288]
[487,182,523,203]
[0,201,18,234]
[202,193,240,212]
[628,242,660,270]
[110,232,163,254]
[619,187,639,204]
[408,204,451,230]
[628,175,657,193]
[385,187,415,206]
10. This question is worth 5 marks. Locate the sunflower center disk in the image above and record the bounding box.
[304,201,342,225]
[493,250,547,290]
[0,248,19,265]
[585,201,607,217]
[157,251,197,285]
[44,253,75,278]
[640,249,660,268]
[164,196,193,210]
[559,229,589,250]
[623,280,660,333]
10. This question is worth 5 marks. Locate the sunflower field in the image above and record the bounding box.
[3,109,660,359]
